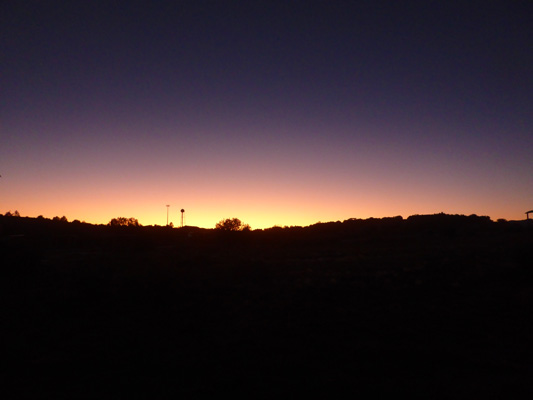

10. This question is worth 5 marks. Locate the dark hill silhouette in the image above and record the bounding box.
[1,213,532,398]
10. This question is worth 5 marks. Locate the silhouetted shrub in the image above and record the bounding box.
[215,218,251,232]
[108,217,141,227]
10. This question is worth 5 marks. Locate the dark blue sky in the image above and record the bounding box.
[2,1,532,226]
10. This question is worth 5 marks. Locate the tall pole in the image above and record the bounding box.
[181,209,185,228]
[166,205,170,226]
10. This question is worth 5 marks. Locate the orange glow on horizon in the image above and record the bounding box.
[3,185,530,230]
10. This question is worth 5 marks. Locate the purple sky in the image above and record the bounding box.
[1,1,532,228]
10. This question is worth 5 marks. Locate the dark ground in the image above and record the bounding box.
[2,215,533,398]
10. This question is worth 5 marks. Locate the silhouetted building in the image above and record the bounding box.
[526,210,533,220]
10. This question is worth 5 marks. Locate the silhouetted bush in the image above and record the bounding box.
[108,217,141,227]
[215,218,251,232]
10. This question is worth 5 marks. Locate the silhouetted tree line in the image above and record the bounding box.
[2,211,69,222]
[1,212,529,242]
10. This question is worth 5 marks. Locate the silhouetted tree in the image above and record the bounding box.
[108,217,140,227]
[215,218,251,232]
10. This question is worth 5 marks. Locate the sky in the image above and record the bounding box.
[1,0,532,228]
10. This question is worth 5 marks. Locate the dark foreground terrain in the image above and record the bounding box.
[2,215,533,398]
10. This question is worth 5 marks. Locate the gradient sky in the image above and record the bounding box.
[2,0,532,228]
